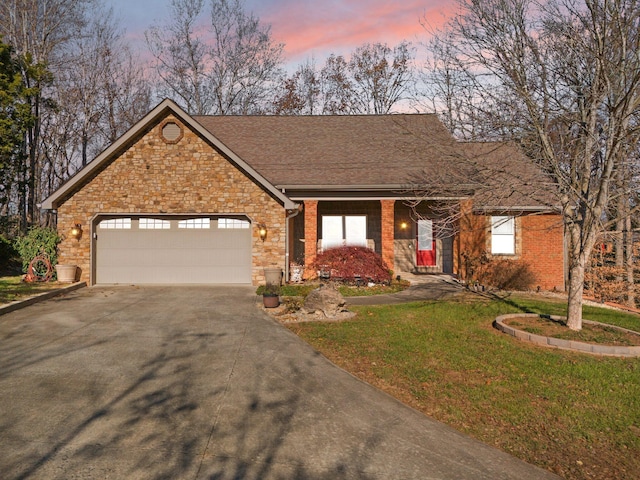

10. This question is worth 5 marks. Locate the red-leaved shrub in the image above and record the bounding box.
[312,246,392,284]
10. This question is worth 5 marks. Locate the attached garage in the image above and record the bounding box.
[94,215,252,284]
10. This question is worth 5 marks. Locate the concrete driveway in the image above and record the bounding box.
[0,286,559,479]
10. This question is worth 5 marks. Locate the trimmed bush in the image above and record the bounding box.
[14,226,61,273]
[477,259,536,291]
[312,246,392,284]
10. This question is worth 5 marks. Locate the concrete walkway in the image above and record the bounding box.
[0,286,559,479]
[348,273,466,306]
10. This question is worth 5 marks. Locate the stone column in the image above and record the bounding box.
[380,200,396,271]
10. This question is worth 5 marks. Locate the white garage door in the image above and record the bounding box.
[95,216,252,284]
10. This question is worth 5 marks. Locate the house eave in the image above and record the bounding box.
[277,184,470,202]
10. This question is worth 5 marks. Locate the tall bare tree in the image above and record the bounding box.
[348,42,415,114]
[0,0,91,230]
[146,0,284,115]
[1,1,152,232]
[274,42,417,115]
[320,54,354,114]
[272,59,321,115]
[36,5,152,215]
[425,0,640,329]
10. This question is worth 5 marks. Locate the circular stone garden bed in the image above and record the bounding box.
[494,313,640,357]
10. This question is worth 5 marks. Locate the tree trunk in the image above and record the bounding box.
[566,260,585,330]
[625,216,635,308]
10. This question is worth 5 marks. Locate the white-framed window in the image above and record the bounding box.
[179,218,211,229]
[321,215,367,250]
[99,218,131,229]
[417,219,433,251]
[491,216,515,254]
[217,218,249,229]
[139,218,171,229]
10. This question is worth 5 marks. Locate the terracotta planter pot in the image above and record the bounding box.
[262,294,280,308]
[55,264,77,283]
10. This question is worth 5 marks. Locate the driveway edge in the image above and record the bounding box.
[0,282,87,316]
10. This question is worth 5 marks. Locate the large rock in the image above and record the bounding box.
[302,284,348,318]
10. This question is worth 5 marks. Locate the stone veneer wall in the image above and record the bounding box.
[55,115,286,285]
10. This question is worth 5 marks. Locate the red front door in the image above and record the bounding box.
[417,219,436,266]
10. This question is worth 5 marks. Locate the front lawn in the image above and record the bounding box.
[287,294,640,480]
[0,275,62,305]
[256,280,410,298]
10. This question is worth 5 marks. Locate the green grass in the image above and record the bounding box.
[0,275,62,304]
[287,294,640,480]
[256,281,410,297]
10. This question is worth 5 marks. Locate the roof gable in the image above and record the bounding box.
[41,99,297,210]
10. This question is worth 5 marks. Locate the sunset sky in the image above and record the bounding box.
[109,0,454,67]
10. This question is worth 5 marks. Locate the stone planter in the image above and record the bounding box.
[264,267,282,286]
[55,264,77,283]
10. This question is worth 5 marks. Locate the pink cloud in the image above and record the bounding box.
[249,0,455,62]
[109,0,458,70]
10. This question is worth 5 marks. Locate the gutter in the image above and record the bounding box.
[472,206,560,214]
[276,183,476,192]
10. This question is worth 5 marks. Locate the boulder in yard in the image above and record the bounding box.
[302,284,348,318]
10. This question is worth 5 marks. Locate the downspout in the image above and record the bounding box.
[285,205,302,283]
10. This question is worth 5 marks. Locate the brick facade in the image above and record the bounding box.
[380,200,395,271]
[303,200,318,278]
[520,214,565,291]
[456,203,565,291]
[56,115,286,285]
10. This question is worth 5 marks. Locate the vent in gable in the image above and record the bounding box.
[160,121,183,143]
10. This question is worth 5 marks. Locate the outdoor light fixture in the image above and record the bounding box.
[258,224,267,241]
[70,223,82,240]
[400,221,408,230]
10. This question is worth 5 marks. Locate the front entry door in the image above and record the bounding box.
[417,219,436,266]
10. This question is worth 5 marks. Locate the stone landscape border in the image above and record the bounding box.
[494,313,640,358]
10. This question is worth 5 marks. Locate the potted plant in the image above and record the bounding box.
[55,264,78,283]
[262,284,281,308]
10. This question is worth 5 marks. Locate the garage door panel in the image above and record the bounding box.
[96,217,252,284]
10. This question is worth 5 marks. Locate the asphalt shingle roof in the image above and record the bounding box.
[195,114,557,210]
[194,114,462,188]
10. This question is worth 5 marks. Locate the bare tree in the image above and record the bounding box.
[320,54,354,114]
[0,0,91,230]
[421,30,491,140]
[41,5,151,193]
[146,0,284,115]
[272,59,321,115]
[1,1,152,232]
[424,0,640,330]
[275,42,417,115]
[348,42,415,114]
